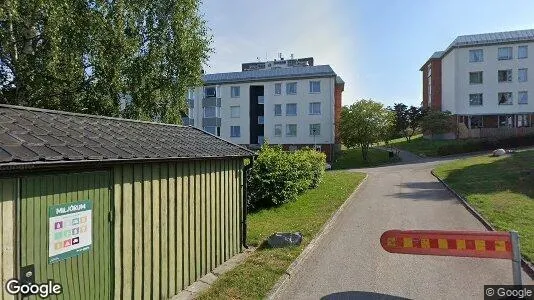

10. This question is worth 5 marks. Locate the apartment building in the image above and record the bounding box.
[183,57,344,161]
[421,29,534,138]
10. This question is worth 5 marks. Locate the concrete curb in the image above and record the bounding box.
[431,170,534,280]
[170,247,256,300]
[266,174,369,300]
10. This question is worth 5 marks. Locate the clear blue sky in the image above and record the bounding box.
[200,0,534,107]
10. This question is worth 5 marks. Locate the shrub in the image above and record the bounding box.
[247,145,326,210]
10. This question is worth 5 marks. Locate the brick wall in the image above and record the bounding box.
[334,82,344,144]
[421,59,442,111]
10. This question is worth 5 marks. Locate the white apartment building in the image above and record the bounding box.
[421,29,534,138]
[183,59,344,161]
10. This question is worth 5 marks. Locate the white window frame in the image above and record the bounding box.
[274,124,282,136]
[498,47,513,60]
[309,81,321,93]
[274,104,282,116]
[274,83,282,95]
[286,103,297,116]
[469,71,483,84]
[498,70,513,83]
[498,92,513,105]
[286,124,297,137]
[309,123,321,136]
[230,106,240,118]
[231,86,240,98]
[230,126,241,137]
[469,49,484,62]
[519,91,528,105]
[309,102,321,115]
[469,93,483,106]
[519,68,528,83]
[518,45,528,59]
[286,82,297,95]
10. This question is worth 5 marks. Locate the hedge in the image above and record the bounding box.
[437,135,534,156]
[247,144,326,210]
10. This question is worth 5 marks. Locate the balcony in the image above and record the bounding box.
[202,117,221,127]
[202,97,221,107]
[181,117,194,126]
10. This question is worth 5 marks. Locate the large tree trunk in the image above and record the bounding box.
[361,145,369,161]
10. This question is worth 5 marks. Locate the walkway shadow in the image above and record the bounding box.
[320,291,410,300]
[387,181,455,202]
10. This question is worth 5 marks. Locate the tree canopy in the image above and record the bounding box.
[340,99,394,161]
[0,0,212,123]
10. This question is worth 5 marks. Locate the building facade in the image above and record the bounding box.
[184,59,344,161]
[421,29,534,138]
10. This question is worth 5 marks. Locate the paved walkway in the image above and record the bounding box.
[273,150,533,300]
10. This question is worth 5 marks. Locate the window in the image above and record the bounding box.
[188,88,195,99]
[274,104,282,116]
[518,46,528,59]
[188,107,194,117]
[309,124,321,136]
[469,116,483,128]
[519,68,528,82]
[469,94,483,106]
[519,91,528,105]
[286,82,297,95]
[498,92,513,105]
[498,47,513,60]
[258,116,264,124]
[274,83,282,95]
[517,114,530,127]
[230,106,240,118]
[286,124,297,136]
[230,126,240,137]
[203,126,220,136]
[203,107,220,118]
[309,81,321,93]
[309,102,321,115]
[427,64,432,77]
[231,86,240,98]
[499,115,514,128]
[205,87,216,97]
[274,124,282,136]
[258,96,264,104]
[469,72,483,84]
[469,49,484,62]
[286,103,297,116]
[498,70,512,82]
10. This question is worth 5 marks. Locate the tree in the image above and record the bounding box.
[405,105,426,142]
[392,103,409,138]
[340,99,394,161]
[0,0,212,123]
[421,110,455,138]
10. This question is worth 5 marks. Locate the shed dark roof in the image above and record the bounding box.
[0,105,254,169]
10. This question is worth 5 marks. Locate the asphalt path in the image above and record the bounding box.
[273,150,534,300]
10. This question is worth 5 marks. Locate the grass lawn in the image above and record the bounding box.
[433,150,534,262]
[332,147,399,169]
[198,171,366,299]
[385,134,473,157]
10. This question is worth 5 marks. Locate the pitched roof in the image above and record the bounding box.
[446,29,534,51]
[0,105,254,169]
[421,29,534,70]
[203,65,336,85]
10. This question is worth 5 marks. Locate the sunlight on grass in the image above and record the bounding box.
[434,151,534,262]
[332,148,399,169]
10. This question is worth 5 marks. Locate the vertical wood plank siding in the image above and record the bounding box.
[0,178,16,300]
[113,159,244,298]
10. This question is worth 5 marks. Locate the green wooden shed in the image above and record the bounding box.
[0,104,255,299]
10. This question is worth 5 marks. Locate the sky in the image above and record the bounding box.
[200,0,534,108]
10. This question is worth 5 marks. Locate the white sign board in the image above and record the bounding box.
[48,200,92,263]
